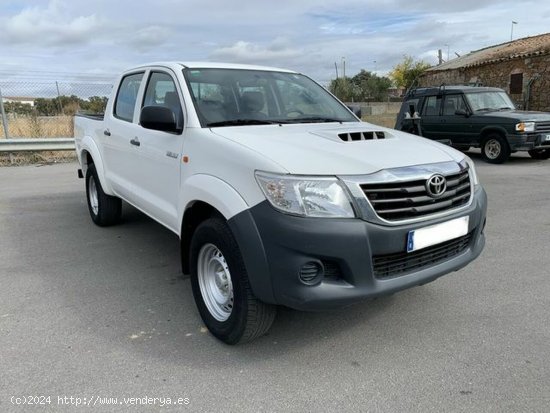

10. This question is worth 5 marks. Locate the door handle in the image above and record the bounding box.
[103,129,111,136]
[130,138,141,147]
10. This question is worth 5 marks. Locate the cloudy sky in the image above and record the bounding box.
[1,0,549,86]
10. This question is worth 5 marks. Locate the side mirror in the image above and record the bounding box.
[140,106,181,133]
[347,105,362,118]
[455,109,470,117]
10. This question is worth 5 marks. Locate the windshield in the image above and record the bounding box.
[182,68,358,127]
[464,91,516,112]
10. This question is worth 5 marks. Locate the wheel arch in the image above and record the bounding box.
[479,126,508,143]
[79,136,114,195]
[179,175,275,303]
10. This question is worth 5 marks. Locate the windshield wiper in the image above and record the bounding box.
[284,116,345,124]
[475,108,494,112]
[206,119,280,127]
[498,107,514,111]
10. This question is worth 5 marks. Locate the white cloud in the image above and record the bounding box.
[210,39,301,64]
[128,26,171,52]
[0,0,548,84]
[4,0,103,46]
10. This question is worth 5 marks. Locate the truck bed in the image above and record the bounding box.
[75,112,105,121]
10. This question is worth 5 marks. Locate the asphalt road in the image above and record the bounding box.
[1,152,549,412]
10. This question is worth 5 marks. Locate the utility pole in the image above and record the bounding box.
[0,87,9,139]
[511,21,518,41]
[438,49,443,65]
[342,57,346,79]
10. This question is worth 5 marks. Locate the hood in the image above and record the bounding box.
[479,110,550,121]
[210,122,463,175]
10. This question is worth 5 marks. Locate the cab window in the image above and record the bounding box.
[142,71,183,131]
[114,73,144,122]
[422,95,441,116]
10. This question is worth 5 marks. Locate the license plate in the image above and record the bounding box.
[407,216,469,253]
[544,134,550,141]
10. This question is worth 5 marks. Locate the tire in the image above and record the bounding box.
[528,149,550,160]
[190,218,276,344]
[85,163,122,226]
[481,134,511,164]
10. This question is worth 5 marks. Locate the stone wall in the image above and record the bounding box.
[419,54,550,112]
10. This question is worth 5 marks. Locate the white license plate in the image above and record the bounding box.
[407,216,469,253]
[544,134,550,141]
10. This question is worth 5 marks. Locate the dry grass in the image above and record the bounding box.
[362,114,398,129]
[1,115,76,166]
[0,151,76,166]
[3,115,73,138]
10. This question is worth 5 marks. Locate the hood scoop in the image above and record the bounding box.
[338,131,388,142]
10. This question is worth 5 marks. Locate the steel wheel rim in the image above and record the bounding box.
[197,243,234,322]
[486,139,501,159]
[88,176,99,216]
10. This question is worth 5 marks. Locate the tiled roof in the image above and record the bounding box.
[427,32,550,72]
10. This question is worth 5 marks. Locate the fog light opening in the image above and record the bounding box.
[299,261,324,285]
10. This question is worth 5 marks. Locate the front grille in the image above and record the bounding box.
[360,169,471,221]
[373,231,473,279]
[535,122,550,134]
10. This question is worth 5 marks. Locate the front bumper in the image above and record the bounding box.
[508,132,550,150]
[230,186,487,311]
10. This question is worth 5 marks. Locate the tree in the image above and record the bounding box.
[329,77,355,102]
[80,96,108,114]
[389,56,431,91]
[350,70,392,101]
[4,101,34,116]
[329,70,392,102]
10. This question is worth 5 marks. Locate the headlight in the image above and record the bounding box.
[255,172,355,218]
[515,122,535,132]
[464,156,479,186]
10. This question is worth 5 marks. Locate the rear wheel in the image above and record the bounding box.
[528,149,550,160]
[85,163,122,226]
[481,134,510,164]
[190,218,276,344]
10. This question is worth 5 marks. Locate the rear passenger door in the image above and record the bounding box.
[103,71,145,203]
[419,94,442,139]
[133,70,185,231]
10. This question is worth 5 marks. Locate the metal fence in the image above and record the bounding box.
[0,79,113,164]
[0,80,113,139]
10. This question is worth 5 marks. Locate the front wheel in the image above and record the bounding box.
[481,134,511,164]
[528,149,550,160]
[190,218,276,344]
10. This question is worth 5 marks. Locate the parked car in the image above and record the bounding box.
[74,62,487,344]
[395,85,550,163]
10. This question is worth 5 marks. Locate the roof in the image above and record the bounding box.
[427,32,550,72]
[126,61,297,74]
[407,86,504,97]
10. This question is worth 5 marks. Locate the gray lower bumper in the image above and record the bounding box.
[229,186,487,311]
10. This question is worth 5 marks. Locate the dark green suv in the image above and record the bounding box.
[395,86,550,163]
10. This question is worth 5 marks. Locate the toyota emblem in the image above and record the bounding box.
[426,174,447,197]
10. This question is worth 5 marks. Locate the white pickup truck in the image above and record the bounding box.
[74,62,487,344]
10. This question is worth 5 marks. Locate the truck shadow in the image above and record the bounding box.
[466,148,540,164]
